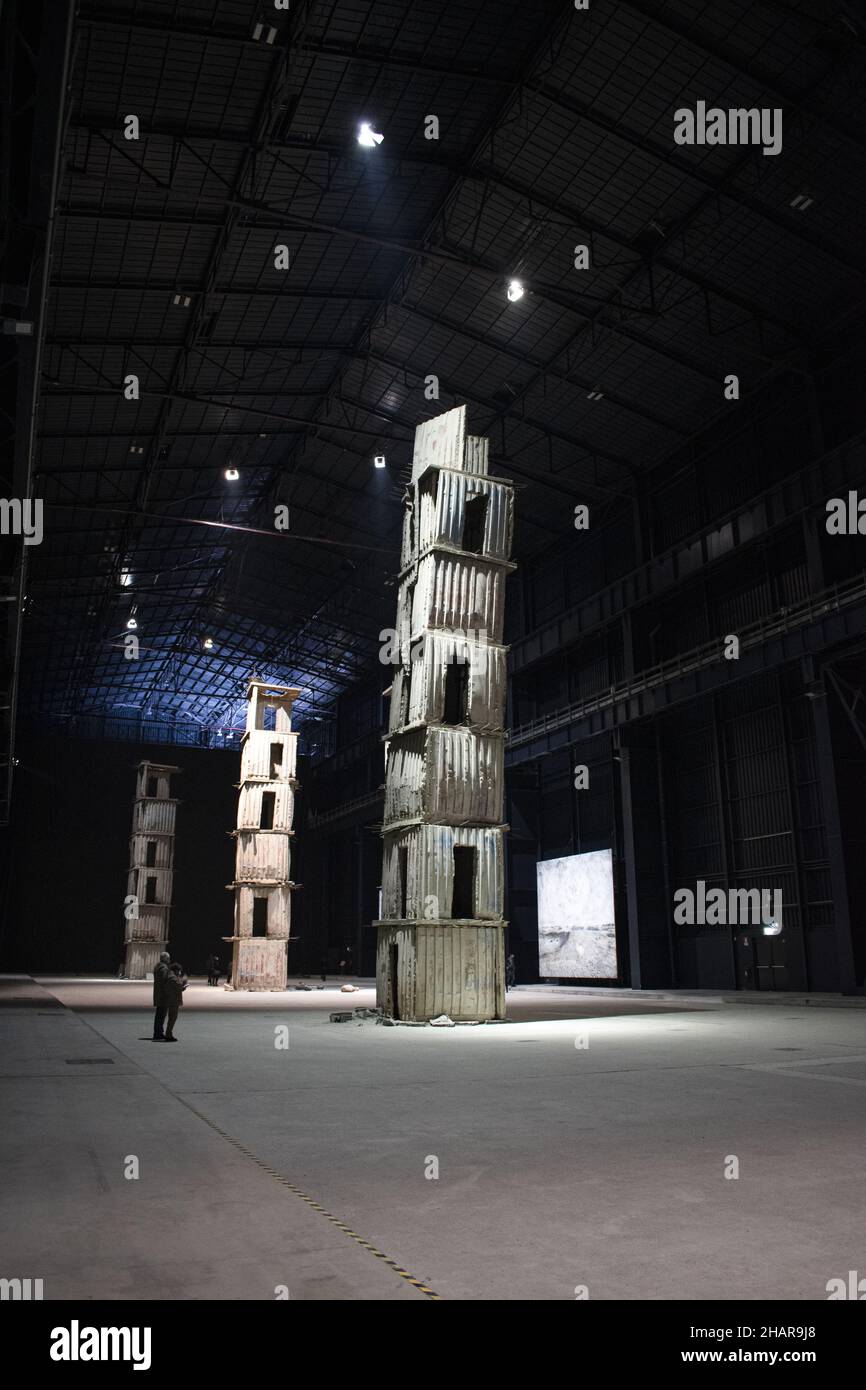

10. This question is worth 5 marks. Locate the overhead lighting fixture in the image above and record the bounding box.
[224,466,240,481]
[126,616,138,630]
[172,293,191,307]
[119,569,132,587]
[506,279,525,302]
[252,20,278,43]
[790,193,814,211]
[357,122,384,148]
[203,637,215,650]
[373,454,387,469]
[587,388,605,401]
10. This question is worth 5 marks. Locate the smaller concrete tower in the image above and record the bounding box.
[226,680,300,990]
[123,761,180,979]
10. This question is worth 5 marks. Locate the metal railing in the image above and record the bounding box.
[509,573,866,749]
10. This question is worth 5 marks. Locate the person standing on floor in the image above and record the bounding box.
[164,961,187,1041]
[152,951,172,1039]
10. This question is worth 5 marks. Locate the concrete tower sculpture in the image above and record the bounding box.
[226,680,300,990]
[123,761,180,979]
[375,405,515,1020]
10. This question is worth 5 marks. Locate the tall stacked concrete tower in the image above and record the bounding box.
[227,680,300,990]
[123,761,180,979]
[375,405,516,1020]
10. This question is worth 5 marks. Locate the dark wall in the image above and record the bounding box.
[1,735,239,974]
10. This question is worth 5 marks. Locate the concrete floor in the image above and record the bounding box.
[2,973,864,1301]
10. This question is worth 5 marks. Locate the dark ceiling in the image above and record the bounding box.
[21,0,866,736]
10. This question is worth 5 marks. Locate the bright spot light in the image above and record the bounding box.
[357,122,384,147]
[203,637,215,650]
[507,279,525,303]
[126,616,137,630]
[374,454,387,469]
[225,467,240,481]
[119,569,132,587]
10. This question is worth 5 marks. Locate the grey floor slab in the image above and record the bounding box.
[0,980,425,1301]
[3,976,865,1300]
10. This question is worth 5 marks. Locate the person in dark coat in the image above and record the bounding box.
[152,951,172,1039]
[164,961,187,1041]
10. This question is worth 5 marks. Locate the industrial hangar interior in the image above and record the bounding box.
[1,0,866,1309]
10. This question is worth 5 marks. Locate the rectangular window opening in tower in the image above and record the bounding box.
[462,493,488,554]
[252,897,268,936]
[443,658,469,725]
[452,846,476,919]
[401,662,413,727]
[398,846,409,918]
[260,792,276,830]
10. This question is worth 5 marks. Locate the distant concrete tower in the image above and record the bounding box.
[124,761,180,979]
[227,680,300,990]
[375,405,516,1020]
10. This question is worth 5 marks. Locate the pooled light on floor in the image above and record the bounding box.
[506,279,525,302]
[224,466,240,481]
[374,454,387,469]
[357,122,384,147]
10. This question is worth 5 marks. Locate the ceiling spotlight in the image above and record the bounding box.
[203,637,215,650]
[252,21,278,43]
[790,193,814,211]
[506,279,525,302]
[224,466,240,481]
[374,454,387,469]
[172,293,191,307]
[126,616,138,630]
[119,568,132,587]
[357,122,384,148]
